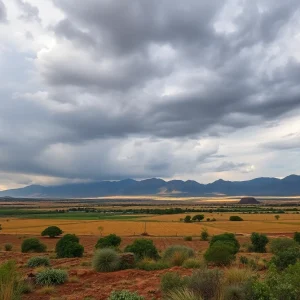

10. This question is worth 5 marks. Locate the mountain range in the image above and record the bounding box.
[0,175,300,198]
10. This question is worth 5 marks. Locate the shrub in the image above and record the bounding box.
[55,234,84,258]
[27,256,50,268]
[188,268,223,300]
[200,228,209,241]
[41,226,63,238]
[210,233,240,254]
[204,242,236,266]
[250,233,269,253]
[270,238,299,255]
[271,247,300,270]
[92,248,120,272]
[184,216,192,223]
[166,288,199,300]
[294,232,300,244]
[163,245,194,266]
[108,290,145,300]
[184,236,192,241]
[137,258,169,271]
[223,285,246,300]
[229,216,243,221]
[35,269,68,286]
[160,272,188,294]
[192,215,204,222]
[124,239,159,260]
[21,238,46,253]
[239,256,249,265]
[4,243,12,251]
[0,260,22,300]
[182,258,206,269]
[225,268,254,286]
[95,234,121,249]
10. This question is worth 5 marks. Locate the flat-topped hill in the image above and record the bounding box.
[239,197,260,204]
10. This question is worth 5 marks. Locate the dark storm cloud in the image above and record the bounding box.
[0,0,7,22]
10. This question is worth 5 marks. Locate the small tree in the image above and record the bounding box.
[200,228,209,241]
[55,234,84,258]
[192,215,205,222]
[250,232,269,253]
[204,242,236,266]
[124,239,159,260]
[229,216,243,221]
[274,215,280,221]
[184,216,192,223]
[95,234,121,249]
[294,232,300,244]
[41,226,63,238]
[21,238,46,253]
[98,226,104,236]
[210,233,240,254]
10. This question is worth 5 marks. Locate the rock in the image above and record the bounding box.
[239,197,260,204]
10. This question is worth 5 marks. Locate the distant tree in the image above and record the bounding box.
[250,232,269,253]
[229,216,243,221]
[0,224,2,231]
[200,228,209,241]
[41,226,63,238]
[95,234,121,249]
[184,216,192,223]
[192,215,205,222]
[274,215,280,220]
[294,232,300,244]
[98,226,104,236]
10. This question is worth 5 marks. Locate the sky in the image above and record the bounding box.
[1,0,300,190]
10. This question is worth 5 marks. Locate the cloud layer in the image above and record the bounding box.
[1,0,300,189]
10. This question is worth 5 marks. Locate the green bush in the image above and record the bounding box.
[41,226,63,238]
[163,245,194,266]
[192,215,204,222]
[35,268,68,285]
[160,272,188,294]
[270,238,299,255]
[229,216,244,221]
[200,228,209,241]
[294,232,300,244]
[0,260,23,300]
[21,238,46,253]
[184,216,192,223]
[166,288,199,300]
[137,258,169,271]
[223,285,246,300]
[210,233,240,254]
[95,234,121,249]
[188,268,223,300]
[182,258,206,269]
[4,243,12,251]
[271,247,300,270]
[27,256,50,268]
[108,290,145,300]
[204,242,236,266]
[250,233,269,253]
[124,239,159,260]
[184,236,193,241]
[55,234,84,258]
[92,248,120,272]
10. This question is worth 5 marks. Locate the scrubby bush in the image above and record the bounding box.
[4,243,12,251]
[55,234,84,258]
[188,268,223,300]
[200,228,209,241]
[27,256,50,268]
[92,248,120,272]
[35,269,68,285]
[229,216,244,221]
[95,234,121,249]
[41,226,63,238]
[204,242,236,266]
[271,247,300,270]
[223,285,246,300]
[163,245,194,266]
[184,216,192,223]
[160,272,188,295]
[0,260,23,300]
[21,238,46,253]
[184,236,192,241]
[192,215,204,222]
[294,232,300,244]
[239,256,249,265]
[210,233,240,254]
[137,258,169,271]
[250,233,269,253]
[225,268,254,286]
[166,288,199,300]
[182,258,206,269]
[270,238,299,255]
[124,239,159,260]
[108,290,145,300]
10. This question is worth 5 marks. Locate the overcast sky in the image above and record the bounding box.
[1,0,300,190]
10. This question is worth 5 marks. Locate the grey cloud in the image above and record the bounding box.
[215,161,250,172]
[263,134,300,150]
[0,0,7,22]
[15,0,41,23]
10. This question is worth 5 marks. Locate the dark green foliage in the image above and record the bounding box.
[229,216,243,221]
[35,268,68,285]
[192,214,204,222]
[200,228,209,241]
[239,256,249,265]
[294,232,300,244]
[244,280,272,300]
[55,234,84,258]
[270,238,298,255]
[124,239,159,260]
[92,248,120,272]
[250,233,269,253]
[21,238,46,253]
[4,243,12,251]
[27,256,50,268]
[160,272,188,294]
[108,290,145,300]
[95,234,122,249]
[41,226,63,238]
[271,247,300,270]
[184,216,192,223]
[137,259,169,271]
[188,268,223,300]
[210,233,240,254]
[224,285,246,300]
[204,242,236,266]
[184,236,192,241]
